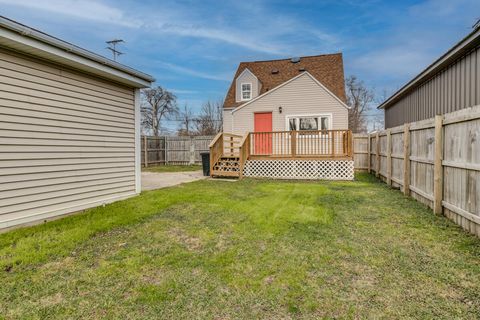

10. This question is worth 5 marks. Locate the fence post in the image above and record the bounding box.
[375,132,380,178]
[164,136,168,165]
[386,129,392,185]
[189,136,195,165]
[433,115,444,215]
[403,124,410,195]
[367,133,371,173]
[143,135,148,168]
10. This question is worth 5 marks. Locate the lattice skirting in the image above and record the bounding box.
[243,160,354,180]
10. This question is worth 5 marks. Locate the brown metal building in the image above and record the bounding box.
[379,26,480,128]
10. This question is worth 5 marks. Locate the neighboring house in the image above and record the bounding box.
[0,16,154,229]
[223,54,349,135]
[379,25,480,128]
[209,54,354,181]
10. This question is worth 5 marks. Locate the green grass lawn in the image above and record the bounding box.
[1,173,480,319]
[142,164,202,173]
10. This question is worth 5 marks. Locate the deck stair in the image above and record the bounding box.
[209,133,243,178]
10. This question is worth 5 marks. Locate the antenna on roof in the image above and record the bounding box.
[473,18,480,30]
[106,39,124,61]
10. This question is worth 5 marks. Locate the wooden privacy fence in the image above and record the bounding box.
[142,135,215,166]
[357,105,480,237]
[352,134,369,170]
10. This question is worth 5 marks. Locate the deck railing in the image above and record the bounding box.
[210,129,352,177]
[248,130,352,159]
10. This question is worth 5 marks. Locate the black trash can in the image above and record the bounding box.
[200,152,210,176]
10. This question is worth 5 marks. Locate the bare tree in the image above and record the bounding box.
[194,99,223,135]
[345,75,374,133]
[177,104,196,136]
[141,86,178,136]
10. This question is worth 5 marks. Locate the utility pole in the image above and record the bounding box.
[106,39,124,61]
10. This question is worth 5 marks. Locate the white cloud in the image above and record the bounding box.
[0,0,339,55]
[157,62,230,81]
[156,23,285,55]
[0,0,141,27]
[167,88,199,95]
[352,46,432,78]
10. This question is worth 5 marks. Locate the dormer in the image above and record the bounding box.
[235,68,261,102]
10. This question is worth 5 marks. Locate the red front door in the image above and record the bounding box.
[254,112,272,154]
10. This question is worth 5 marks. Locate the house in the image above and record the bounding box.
[210,54,354,180]
[379,25,480,128]
[0,16,154,229]
[223,54,349,134]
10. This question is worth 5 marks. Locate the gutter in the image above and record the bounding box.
[0,16,155,83]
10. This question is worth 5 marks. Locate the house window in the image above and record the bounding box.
[287,115,331,131]
[241,83,252,100]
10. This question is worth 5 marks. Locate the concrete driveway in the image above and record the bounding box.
[141,170,206,191]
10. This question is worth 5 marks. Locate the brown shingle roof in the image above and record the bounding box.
[223,53,346,109]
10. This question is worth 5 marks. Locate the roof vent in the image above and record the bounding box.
[291,57,301,63]
[271,68,279,74]
[299,67,306,72]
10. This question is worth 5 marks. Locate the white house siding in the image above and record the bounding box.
[0,48,137,228]
[222,108,233,133]
[235,68,260,102]
[231,73,348,135]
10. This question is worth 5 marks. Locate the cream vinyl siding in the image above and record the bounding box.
[235,68,260,102]
[0,48,136,228]
[231,72,348,135]
[222,109,233,132]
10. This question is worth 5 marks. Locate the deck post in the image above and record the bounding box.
[403,124,410,195]
[433,115,444,215]
[143,135,148,168]
[386,129,392,185]
[291,131,297,157]
[331,131,335,157]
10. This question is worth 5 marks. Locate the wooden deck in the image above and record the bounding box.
[209,130,353,178]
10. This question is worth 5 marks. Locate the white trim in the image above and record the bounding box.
[0,27,152,88]
[134,89,141,193]
[240,82,252,101]
[232,72,349,114]
[237,68,258,81]
[236,68,257,102]
[285,113,333,131]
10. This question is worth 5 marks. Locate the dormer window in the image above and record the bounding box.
[241,83,252,101]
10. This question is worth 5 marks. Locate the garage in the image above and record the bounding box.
[0,17,154,229]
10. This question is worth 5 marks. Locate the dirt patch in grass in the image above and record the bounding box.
[168,227,203,251]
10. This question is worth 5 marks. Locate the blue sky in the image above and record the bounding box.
[1,0,479,122]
